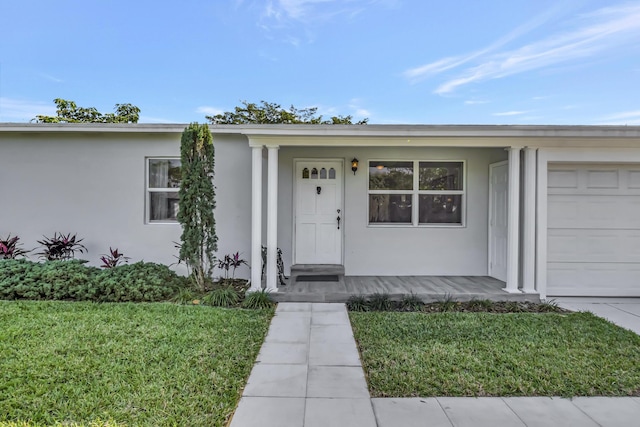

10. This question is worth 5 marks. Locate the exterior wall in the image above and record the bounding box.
[277,146,507,276]
[0,132,252,278]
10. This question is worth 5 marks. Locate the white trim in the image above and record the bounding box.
[535,148,640,300]
[250,146,263,292]
[488,160,508,281]
[292,158,345,265]
[266,146,279,292]
[366,159,467,227]
[145,157,181,225]
[504,147,522,293]
[522,147,537,293]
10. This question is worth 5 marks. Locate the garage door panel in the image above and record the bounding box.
[548,229,640,263]
[548,195,640,229]
[548,263,640,296]
[547,164,640,297]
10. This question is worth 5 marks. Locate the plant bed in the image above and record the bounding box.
[350,311,640,398]
[0,301,274,426]
[347,294,569,313]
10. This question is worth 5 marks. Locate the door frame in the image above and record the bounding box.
[292,158,345,265]
[488,160,508,281]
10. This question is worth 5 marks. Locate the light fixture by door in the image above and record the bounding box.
[351,158,359,175]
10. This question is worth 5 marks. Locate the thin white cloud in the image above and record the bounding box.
[196,106,224,116]
[464,100,489,105]
[405,3,640,95]
[138,116,173,123]
[493,111,528,116]
[39,73,63,83]
[598,110,640,125]
[258,0,377,37]
[404,2,570,82]
[0,97,56,122]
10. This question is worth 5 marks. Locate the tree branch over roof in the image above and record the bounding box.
[206,100,368,125]
[33,98,140,123]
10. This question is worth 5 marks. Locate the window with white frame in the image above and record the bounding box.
[368,160,464,226]
[147,158,181,222]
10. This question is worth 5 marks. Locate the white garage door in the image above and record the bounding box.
[547,164,640,296]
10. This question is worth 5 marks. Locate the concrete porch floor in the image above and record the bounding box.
[271,275,540,303]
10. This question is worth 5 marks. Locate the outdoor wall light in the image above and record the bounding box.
[351,158,359,175]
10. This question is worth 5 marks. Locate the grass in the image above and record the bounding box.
[349,311,640,398]
[0,301,274,427]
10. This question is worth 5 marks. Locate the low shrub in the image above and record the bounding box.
[92,262,183,302]
[204,287,240,307]
[368,292,393,311]
[0,259,99,300]
[346,295,369,312]
[242,289,274,309]
[398,292,423,311]
[0,259,183,302]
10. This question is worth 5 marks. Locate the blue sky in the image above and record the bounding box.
[1,0,639,124]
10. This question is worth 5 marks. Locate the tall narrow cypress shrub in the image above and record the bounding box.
[177,123,217,291]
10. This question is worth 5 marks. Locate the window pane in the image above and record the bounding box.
[419,195,462,224]
[320,168,327,179]
[149,159,182,188]
[369,161,413,190]
[369,194,412,223]
[328,168,336,179]
[419,162,463,190]
[150,192,179,221]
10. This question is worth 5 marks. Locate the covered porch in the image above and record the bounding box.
[243,125,540,299]
[271,275,540,303]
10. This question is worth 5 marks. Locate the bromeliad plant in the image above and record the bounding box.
[0,234,30,259]
[37,232,87,261]
[100,247,130,268]
[218,252,248,280]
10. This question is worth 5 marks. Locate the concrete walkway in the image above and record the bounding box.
[555,297,640,335]
[229,302,640,427]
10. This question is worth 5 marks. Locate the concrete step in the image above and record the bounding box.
[289,264,345,283]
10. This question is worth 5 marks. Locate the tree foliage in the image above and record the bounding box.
[34,98,140,123]
[177,123,217,291]
[206,100,368,125]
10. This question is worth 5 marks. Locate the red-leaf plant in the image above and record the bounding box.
[0,234,30,259]
[100,247,130,268]
[37,232,87,261]
[217,252,249,280]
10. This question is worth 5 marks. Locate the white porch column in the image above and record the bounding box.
[504,147,522,293]
[266,145,279,292]
[249,145,263,292]
[522,147,537,293]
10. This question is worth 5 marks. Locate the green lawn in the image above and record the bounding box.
[350,311,640,397]
[0,301,274,427]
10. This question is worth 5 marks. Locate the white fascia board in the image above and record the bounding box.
[2,124,640,148]
[0,123,190,134]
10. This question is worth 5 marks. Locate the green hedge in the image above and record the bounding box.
[0,259,183,302]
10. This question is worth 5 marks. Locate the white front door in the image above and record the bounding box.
[294,160,343,264]
[489,161,508,281]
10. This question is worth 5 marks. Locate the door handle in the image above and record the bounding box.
[337,209,341,229]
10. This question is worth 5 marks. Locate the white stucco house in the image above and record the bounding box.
[1,123,639,299]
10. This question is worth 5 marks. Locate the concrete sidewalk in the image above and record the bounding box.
[229,302,640,427]
[555,297,640,335]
